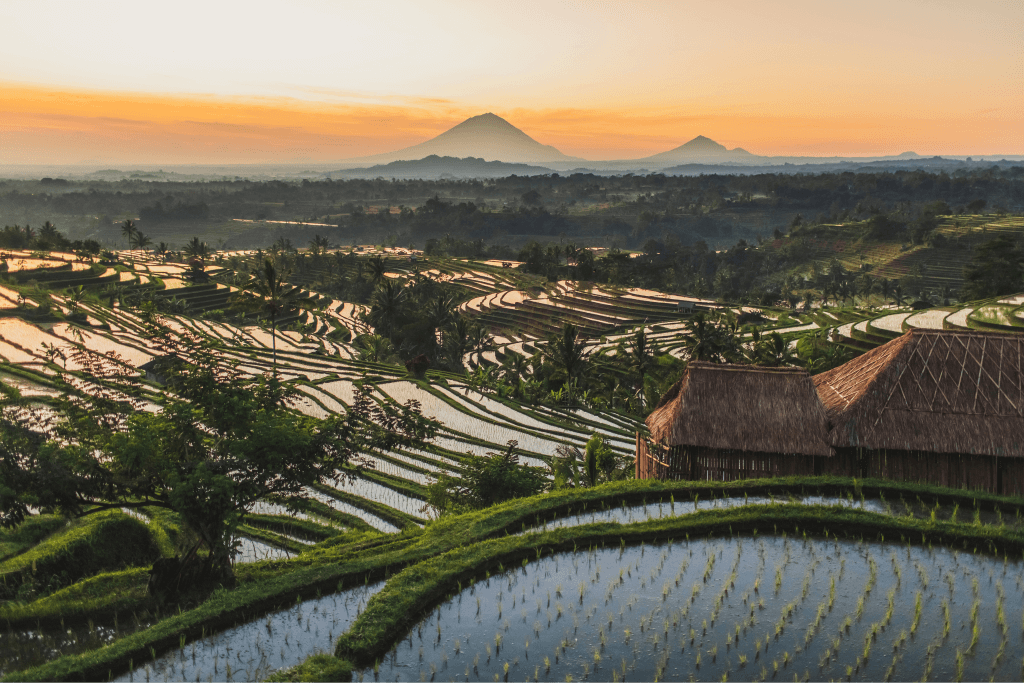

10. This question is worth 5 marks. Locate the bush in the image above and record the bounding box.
[425,441,547,514]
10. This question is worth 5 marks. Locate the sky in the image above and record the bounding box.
[1,0,1021,164]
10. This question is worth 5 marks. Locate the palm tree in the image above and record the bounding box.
[620,327,657,412]
[135,231,152,252]
[442,316,492,370]
[682,312,739,363]
[499,351,530,385]
[753,331,795,367]
[838,280,852,306]
[683,312,717,362]
[878,278,893,305]
[423,293,456,344]
[893,284,907,308]
[233,259,318,375]
[155,242,169,261]
[856,275,875,306]
[541,322,591,404]
[308,234,331,256]
[121,220,137,252]
[354,333,398,364]
[39,221,59,243]
[65,285,86,316]
[183,236,209,261]
[365,255,388,285]
[365,277,407,340]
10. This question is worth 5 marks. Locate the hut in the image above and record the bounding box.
[813,328,1024,495]
[638,363,833,481]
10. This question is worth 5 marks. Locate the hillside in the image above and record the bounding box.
[762,214,1024,297]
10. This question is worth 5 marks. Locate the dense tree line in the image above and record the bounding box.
[1,166,1020,250]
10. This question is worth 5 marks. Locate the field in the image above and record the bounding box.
[0,245,1022,681]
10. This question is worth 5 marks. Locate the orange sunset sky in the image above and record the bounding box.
[1,0,1021,165]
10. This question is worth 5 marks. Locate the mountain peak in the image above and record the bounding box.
[346,113,582,164]
[639,135,758,163]
[679,135,729,152]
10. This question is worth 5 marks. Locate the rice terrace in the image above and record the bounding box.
[0,202,1022,682]
[2,2,1024,681]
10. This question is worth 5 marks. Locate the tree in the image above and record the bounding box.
[9,324,434,586]
[962,235,1024,301]
[498,351,530,386]
[65,285,86,316]
[797,333,854,374]
[38,221,60,246]
[682,312,740,363]
[549,434,631,489]
[442,316,491,371]
[233,259,318,374]
[425,441,547,514]
[121,219,137,252]
[365,277,408,341]
[893,284,907,307]
[752,331,795,367]
[619,327,657,413]
[183,236,209,261]
[540,323,591,403]
[365,255,388,285]
[134,231,152,252]
[0,384,47,528]
[354,333,398,364]
[308,234,331,256]
[878,278,893,306]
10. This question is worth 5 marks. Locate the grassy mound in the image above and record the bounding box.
[0,510,162,600]
[0,515,66,562]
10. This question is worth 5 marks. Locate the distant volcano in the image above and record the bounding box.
[637,135,756,164]
[346,113,583,165]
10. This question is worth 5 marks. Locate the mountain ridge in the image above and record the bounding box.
[338,113,941,171]
[331,155,553,179]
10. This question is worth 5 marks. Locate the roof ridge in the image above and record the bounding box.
[688,361,808,375]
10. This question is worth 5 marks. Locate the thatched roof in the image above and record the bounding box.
[645,362,833,457]
[813,329,1024,457]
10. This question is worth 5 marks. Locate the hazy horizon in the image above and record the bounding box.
[2,0,1021,166]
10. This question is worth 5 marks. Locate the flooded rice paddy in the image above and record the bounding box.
[0,613,158,677]
[365,536,1024,682]
[519,494,1022,535]
[114,582,384,682]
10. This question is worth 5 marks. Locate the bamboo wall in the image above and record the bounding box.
[636,440,822,482]
[635,436,1024,496]
[838,448,1024,497]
